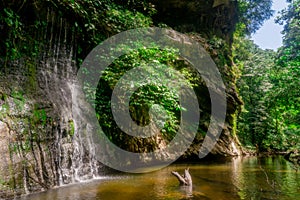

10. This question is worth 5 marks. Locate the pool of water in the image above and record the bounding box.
[20,156,300,200]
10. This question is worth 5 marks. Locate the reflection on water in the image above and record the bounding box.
[20,156,300,200]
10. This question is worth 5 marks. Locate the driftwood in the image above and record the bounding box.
[171,168,192,186]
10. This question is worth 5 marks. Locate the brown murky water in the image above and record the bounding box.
[20,156,300,200]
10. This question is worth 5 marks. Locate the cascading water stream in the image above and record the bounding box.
[36,12,104,186]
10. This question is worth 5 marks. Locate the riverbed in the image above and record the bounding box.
[19,156,300,200]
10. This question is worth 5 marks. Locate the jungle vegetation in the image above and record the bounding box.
[235,0,300,152]
[0,0,298,153]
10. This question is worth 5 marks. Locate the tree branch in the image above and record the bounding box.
[171,168,192,186]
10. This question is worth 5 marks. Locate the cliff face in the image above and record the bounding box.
[0,7,102,198]
[0,61,76,197]
[150,0,242,158]
[0,0,242,198]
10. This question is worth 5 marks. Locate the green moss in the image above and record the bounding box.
[69,120,75,137]
[230,110,238,137]
[0,93,8,101]
[25,61,37,92]
[32,108,47,126]
[11,90,25,111]
[0,103,10,113]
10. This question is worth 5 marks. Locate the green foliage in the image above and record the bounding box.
[0,6,46,68]
[235,0,300,151]
[112,0,157,17]
[271,0,300,151]
[235,39,278,150]
[53,0,154,46]
[0,0,155,69]
[102,7,152,33]
[237,0,274,34]
[0,8,23,59]
[95,45,190,143]
[276,0,300,64]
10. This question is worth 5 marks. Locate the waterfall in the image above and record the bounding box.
[44,15,104,184]
[70,80,103,182]
[38,37,103,186]
[0,11,105,198]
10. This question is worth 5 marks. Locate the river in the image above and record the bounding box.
[19,156,299,200]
